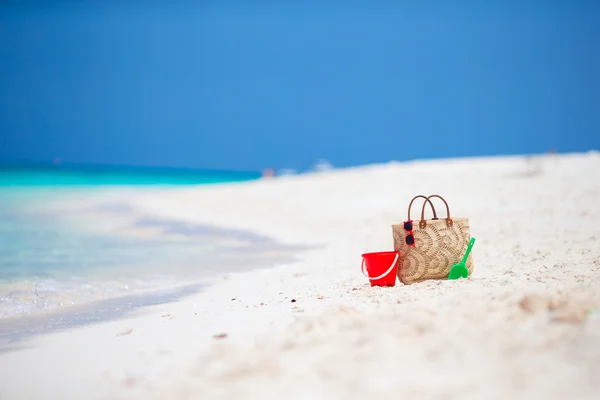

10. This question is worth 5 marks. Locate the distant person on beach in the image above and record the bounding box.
[262,168,275,178]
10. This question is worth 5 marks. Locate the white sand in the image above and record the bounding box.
[1,152,600,400]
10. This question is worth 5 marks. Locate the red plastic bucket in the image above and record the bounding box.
[361,251,400,287]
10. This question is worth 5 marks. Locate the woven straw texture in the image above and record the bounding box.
[392,195,473,285]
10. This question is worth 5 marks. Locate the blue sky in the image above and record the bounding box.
[1,1,599,171]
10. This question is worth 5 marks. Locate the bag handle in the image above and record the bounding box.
[361,252,399,281]
[419,194,453,228]
[407,195,438,221]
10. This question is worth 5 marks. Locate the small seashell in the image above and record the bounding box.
[518,294,550,313]
[550,303,588,324]
[213,333,228,339]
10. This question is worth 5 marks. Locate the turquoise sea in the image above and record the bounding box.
[0,163,262,187]
[0,165,298,342]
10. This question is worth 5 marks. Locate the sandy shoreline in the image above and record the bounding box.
[1,152,599,399]
[0,197,304,322]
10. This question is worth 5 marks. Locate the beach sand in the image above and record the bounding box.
[1,152,599,400]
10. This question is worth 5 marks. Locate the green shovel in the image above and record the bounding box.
[448,237,476,280]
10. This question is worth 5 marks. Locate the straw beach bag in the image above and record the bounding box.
[392,195,473,284]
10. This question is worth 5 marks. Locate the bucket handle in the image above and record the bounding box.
[361,252,400,281]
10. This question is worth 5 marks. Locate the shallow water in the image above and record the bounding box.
[0,177,303,336]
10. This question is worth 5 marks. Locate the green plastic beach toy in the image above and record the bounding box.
[448,237,476,280]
